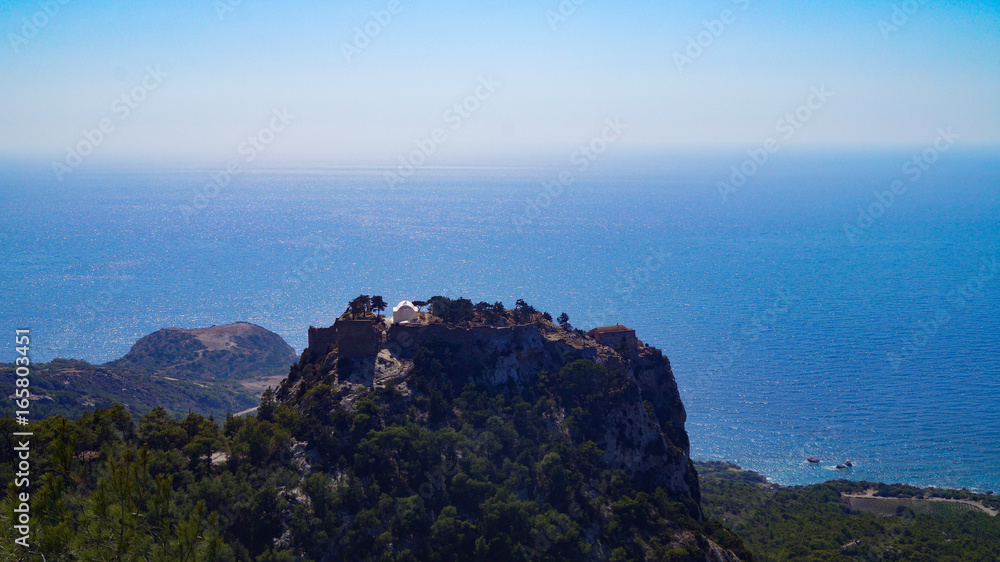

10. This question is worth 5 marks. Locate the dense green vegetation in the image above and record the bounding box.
[275,339,742,560]
[0,360,259,421]
[425,296,543,325]
[0,406,232,560]
[0,344,746,561]
[698,461,1000,561]
[5,300,995,560]
[427,296,477,323]
[7,410,998,561]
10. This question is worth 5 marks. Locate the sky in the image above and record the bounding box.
[0,0,998,168]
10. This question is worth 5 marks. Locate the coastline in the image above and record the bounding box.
[696,460,999,516]
[691,451,1000,497]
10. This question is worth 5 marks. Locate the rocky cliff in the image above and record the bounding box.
[272,299,742,560]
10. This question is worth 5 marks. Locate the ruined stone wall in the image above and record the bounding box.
[307,325,338,357]
[307,319,382,358]
[332,319,381,358]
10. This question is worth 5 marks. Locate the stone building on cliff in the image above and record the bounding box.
[307,318,381,358]
[587,324,639,350]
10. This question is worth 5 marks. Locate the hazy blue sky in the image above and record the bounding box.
[1,0,998,167]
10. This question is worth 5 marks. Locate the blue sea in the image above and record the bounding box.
[2,151,999,492]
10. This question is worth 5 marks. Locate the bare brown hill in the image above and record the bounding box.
[106,322,297,380]
[2,322,298,420]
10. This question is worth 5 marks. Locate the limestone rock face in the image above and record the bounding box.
[281,313,700,503]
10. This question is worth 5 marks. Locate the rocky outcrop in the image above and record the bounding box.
[281,312,700,504]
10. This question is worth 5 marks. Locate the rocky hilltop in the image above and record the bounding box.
[2,322,298,420]
[273,297,743,560]
[107,322,298,380]
[284,311,695,500]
